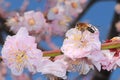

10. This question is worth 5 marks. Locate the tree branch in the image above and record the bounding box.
[97,0,116,2]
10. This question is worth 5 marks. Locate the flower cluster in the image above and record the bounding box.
[6,0,87,40]
[1,27,67,78]
[5,0,87,50]
[1,0,120,80]
[2,22,120,79]
[1,27,43,75]
[61,23,104,74]
[47,0,87,35]
[101,37,120,71]
[6,11,46,34]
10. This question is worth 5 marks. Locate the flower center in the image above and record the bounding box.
[7,17,19,26]
[81,41,87,47]
[52,8,59,14]
[73,34,82,41]
[28,18,36,26]
[71,2,78,8]
[16,51,27,64]
[59,21,66,25]
[58,16,71,26]
[73,34,88,48]
[65,16,71,22]
[11,18,18,23]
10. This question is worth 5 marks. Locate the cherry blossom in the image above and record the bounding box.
[115,3,120,14]
[6,13,24,33]
[61,25,101,59]
[37,58,67,79]
[101,37,120,71]
[1,27,43,75]
[101,50,120,71]
[60,24,105,74]
[67,58,94,75]
[64,0,83,17]
[50,19,69,36]
[23,11,46,33]
[115,21,120,32]
[6,11,46,34]
[47,5,65,20]
[65,50,104,75]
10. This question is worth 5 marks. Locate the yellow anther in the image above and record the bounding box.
[71,2,78,8]
[16,51,27,64]
[52,8,59,14]
[28,18,36,26]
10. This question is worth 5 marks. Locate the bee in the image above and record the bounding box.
[76,22,96,33]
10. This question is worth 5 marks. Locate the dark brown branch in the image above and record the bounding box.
[0,17,6,45]
[107,12,119,39]
[108,0,120,39]
[97,0,116,1]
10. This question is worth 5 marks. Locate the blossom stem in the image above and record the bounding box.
[0,43,120,59]
[43,50,62,57]
[101,41,120,50]
[43,42,120,57]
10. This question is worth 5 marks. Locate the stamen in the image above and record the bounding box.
[71,2,78,8]
[52,8,59,14]
[16,51,27,64]
[28,18,36,26]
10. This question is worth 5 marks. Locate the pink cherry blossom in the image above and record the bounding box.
[61,26,101,60]
[101,50,120,71]
[50,19,69,36]
[64,0,83,17]
[6,13,24,33]
[67,58,94,75]
[6,11,46,34]
[115,3,120,14]
[1,27,43,75]
[23,11,46,33]
[66,50,104,75]
[47,5,65,20]
[48,11,72,36]
[37,58,67,79]
[115,21,120,32]
[61,25,104,73]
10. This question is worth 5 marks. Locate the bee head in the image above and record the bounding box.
[76,22,89,31]
[76,22,96,33]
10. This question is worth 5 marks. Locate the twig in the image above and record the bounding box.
[97,0,116,2]
[43,41,120,57]
[1,41,119,60]
[43,49,62,57]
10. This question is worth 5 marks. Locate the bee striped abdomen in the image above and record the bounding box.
[87,27,95,33]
